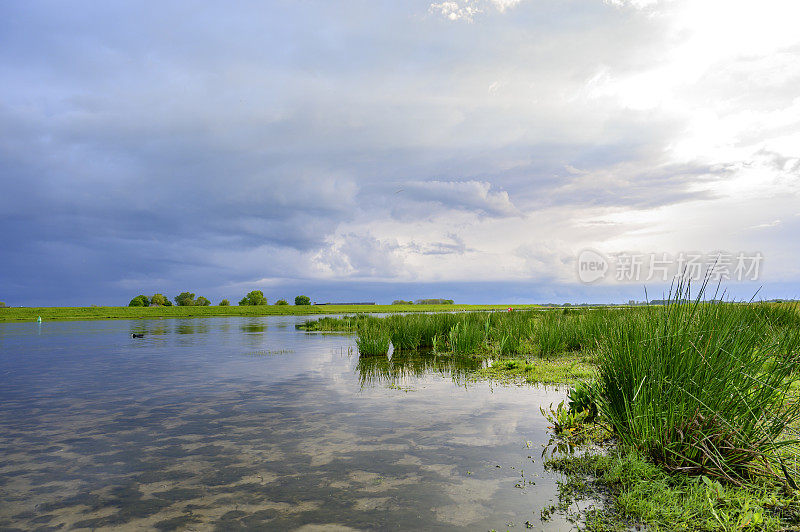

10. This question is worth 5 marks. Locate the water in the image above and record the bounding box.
[0,317,575,531]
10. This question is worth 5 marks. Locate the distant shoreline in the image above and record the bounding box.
[0,304,543,323]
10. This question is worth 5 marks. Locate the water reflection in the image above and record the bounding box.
[240,320,268,333]
[176,320,209,335]
[0,317,573,531]
[357,351,485,387]
[130,322,171,336]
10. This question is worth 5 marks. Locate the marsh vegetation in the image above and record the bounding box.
[301,284,800,530]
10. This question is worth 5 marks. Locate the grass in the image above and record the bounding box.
[528,284,800,530]
[477,354,597,386]
[595,281,800,484]
[303,307,612,358]
[448,321,485,354]
[355,320,392,356]
[545,450,800,531]
[302,291,800,529]
[0,304,544,323]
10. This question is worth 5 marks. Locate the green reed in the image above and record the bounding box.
[355,319,391,356]
[595,279,800,484]
[447,321,485,355]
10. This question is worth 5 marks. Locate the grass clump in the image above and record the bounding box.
[595,280,800,484]
[388,314,426,350]
[299,315,369,332]
[355,319,391,356]
[447,321,485,355]
[535,311,568,355]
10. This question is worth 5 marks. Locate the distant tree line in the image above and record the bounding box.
[129,294,173,307]
[239,290,268,306]
[128,291,312,307]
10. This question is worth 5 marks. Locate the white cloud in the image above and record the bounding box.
[428,0,523,22]
[428,1,481,22]
[603,0,663,9]
[488,0,523,12]
[751,220,782,230]
[313,233,407,279]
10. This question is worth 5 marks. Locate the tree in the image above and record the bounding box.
[294,295,311,306]
[196,296,211,306]
[392,300,413,305]
[219,299,230,306]
[150,293,168,306]
[129,295,150,307]
[274,299,288,305]
[239,290,268,306]
[174,292,196,306]
[0,301,6,308]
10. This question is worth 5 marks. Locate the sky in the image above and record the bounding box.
[1,0,799,306]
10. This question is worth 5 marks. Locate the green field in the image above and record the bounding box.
[0,304,540,323]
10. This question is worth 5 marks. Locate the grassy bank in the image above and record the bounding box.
[541,288,800,530]
[0,303,540,323]
[545,450,800,530]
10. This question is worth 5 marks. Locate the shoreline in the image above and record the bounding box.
[0,304,543,323]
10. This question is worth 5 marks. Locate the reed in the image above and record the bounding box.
[388,314,426,350]
[535,311,567,355]
[447,321,485,355]
[355,320,391,356]
[595,280,800,484]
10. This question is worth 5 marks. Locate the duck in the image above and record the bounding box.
[130,333,144,338]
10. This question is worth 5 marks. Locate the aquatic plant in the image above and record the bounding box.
[389,316,423,350]
[355,320,391,356]
[567,380,598,422]
[535,311,567,355]
[595,279,800,484]
[448,321,484,355]
[298,315,369,332]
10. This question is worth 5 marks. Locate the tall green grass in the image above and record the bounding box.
[305,308,621,357]
[595,280,800,483]
[447,321,485,355]
[355,319,391,356]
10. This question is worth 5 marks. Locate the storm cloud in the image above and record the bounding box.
[1,1,799,305]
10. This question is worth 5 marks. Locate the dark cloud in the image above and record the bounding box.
[1,1,798,305]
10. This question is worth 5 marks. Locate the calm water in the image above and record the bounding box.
[0,317,575,531]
